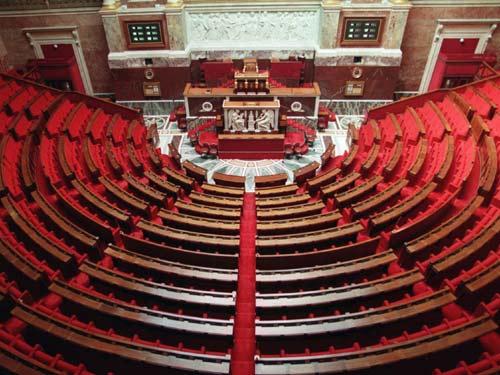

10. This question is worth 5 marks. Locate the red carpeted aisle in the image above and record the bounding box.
[230,193,257,375]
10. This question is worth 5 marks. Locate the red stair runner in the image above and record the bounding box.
[230,192,257,375]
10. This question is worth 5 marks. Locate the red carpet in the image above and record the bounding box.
[231,193,257,375]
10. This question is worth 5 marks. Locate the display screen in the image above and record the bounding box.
[127,22,162,44]
[343,19,381,41]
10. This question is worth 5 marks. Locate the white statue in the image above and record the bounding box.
[255,110,274,132]
[229,110,246,131]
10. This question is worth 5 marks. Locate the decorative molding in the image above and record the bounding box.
[0,7,101,17]
[23,26,94,95]
[107,49,190,68]
[315,47,402,66]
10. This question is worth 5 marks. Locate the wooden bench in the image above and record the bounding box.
[175,200,241,220]
[306,168,341,193]
[122,232,238,268]
[255,183,298,198]
[146,141,163,169]
[126,119,142,146]
[320,143,335,167]
[403,195,484,259]
[257,200,324,221]
[383,139,403,177]
[212,171,246,188]
[1,195,75,275]
[144,170,180,197]
[70,178,130,228]
[294,161,320,185]
[0,236,47,294]
[20,134,35,191]
[104,137,124,175]
[255,173,288,188]
[321,172,361,199]
[369,181,437,231]
[80,260,235,307]
[369,119,381,144]
[82,137,100,179]
[352,179,409,219]
[256,193,310,208]
[189,190,243,208]
[256,237,380,269]
[427,216,500,283]
[201,183,245,198]
[334,175,383,207]
[389,113,403,140]
[257,210,342,235]
[103,245,237,283]
[57,135,75,180]
[123,173,166,205]
[163,167,194,192]
[341,144,359,170]
[361,143,380,173]
[158,209,240,235]
[434,134,455,182]
[471,113,490,143]
[408,107,427,136]
[12,302,231,373]
[449,90,475,120]
[98,175,151,218]
[255,288,455,336]
[31,190,99,255]
[52,183,116,242]
[0,338,62,375]
[168,143,182,168]
[428,100,453,134]
[256,268,424,308]
[456,259,499,306]
[408,137,428,179]
[137,219,240,252]
[49,278,234,336]
[471,86,497,119]
[126,142,144,172]
[256,221,363,251]
[254,315,496,373]
[182,160,207,184]
[478,135,498,197]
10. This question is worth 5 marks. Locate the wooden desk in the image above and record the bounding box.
[321,172,361,199]
[255,184,298,198]
[257,211,342,235]
[257,201,324,221]
[255,173,288,188]
[182,160,207,184]
[189,191,243,208]
[294,161,320,185]
[163,167,194,191]
[175,200,241,220]
[202,183,245,198]
[256,193,310,209]
[212,171,246,188]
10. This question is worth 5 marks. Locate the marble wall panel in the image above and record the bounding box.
[321,10,341,49]
[101,15,124,53]
[166,12,185,50]
[315,65,399,99]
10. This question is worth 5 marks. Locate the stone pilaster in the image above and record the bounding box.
[320,1,342,49]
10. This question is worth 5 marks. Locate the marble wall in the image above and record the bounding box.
[398,6,500,91]
[0,11,113,93]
